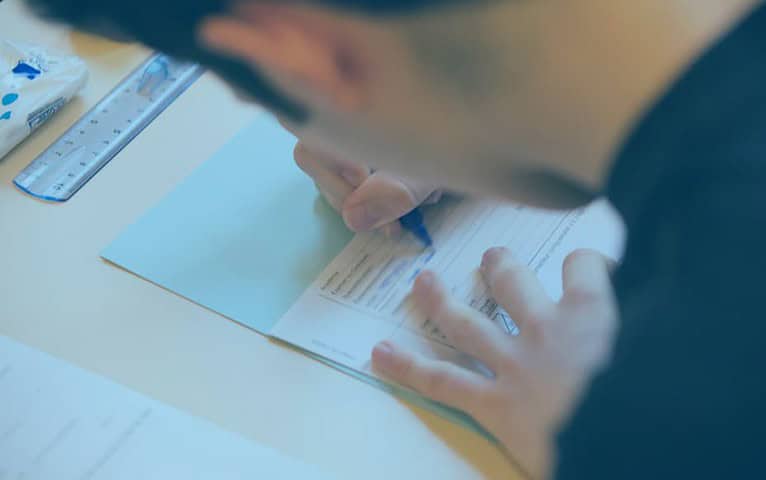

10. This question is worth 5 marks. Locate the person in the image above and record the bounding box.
[25,0,766,477]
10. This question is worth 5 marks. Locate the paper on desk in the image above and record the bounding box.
[271,198,623,381]
[102,113,352,333]
[101,113,624,437]
[100,113,488,435]
[0,336,332,479]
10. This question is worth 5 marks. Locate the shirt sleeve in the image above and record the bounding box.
[554,178,766,479]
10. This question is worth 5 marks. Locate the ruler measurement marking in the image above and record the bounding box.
[13,54,204,202]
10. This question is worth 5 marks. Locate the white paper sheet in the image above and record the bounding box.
[271,198,624,377]
[0,336,331,480]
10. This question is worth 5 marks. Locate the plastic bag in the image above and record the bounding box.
[0,41,88,160]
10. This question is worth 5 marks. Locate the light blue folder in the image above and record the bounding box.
[102,112,486,437]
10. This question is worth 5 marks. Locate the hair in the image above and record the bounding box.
[24,0,461,122]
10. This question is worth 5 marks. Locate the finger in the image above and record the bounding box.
[561,249,614,303]
[480,247,553,331]
[343,173,435,232]
[297,142,371,188]
[294,143,363,211]
[294,142,369,188]
[314,183,345,211]
[412,271,508,371]
[372,341,491,414]
[380,222,403,239]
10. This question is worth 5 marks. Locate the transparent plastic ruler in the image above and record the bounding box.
[13,53,204,202]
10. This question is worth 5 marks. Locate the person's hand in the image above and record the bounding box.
[371,247,617,479]
[293,141,440,235]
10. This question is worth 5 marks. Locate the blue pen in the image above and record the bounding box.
[399,208,433,247]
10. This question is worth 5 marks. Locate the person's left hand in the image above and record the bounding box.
[371,247,617,479]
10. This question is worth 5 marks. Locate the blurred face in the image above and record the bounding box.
[276,3,537,198]
[200,0,690,207]
[28,0,749,207]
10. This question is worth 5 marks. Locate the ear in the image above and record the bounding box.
[199,2,369,112]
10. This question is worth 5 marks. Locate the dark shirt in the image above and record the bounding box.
[556,5,766,479]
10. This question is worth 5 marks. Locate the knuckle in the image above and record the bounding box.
[521,303,552,324]
[564,285,604,307]
[446,313,474,347]
[490,266,526,295]
[521,315,546,341]
[293,143,312,172]
[563,248,605,273]
[368,172,417,212]
[423,368,452,397]
[385,180,418,210]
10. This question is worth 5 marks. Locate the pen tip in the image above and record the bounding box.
[419,229,433,248]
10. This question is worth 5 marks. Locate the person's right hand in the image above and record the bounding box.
[293,141,441,235]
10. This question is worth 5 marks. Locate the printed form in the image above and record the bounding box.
[271,198,623,377]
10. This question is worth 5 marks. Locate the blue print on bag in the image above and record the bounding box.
[12,62,41,80]
[1,93,20,120]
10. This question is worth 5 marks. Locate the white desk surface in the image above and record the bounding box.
[0,1,517,478]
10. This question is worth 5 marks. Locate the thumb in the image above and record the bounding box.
[342,172,435,232]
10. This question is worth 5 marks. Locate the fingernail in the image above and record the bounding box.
[416,271,435,289]
[344,204,373,231]
[413,272,438,308]
[372,341,395,371]
[482,247,503,269]
[344,203,388,231]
